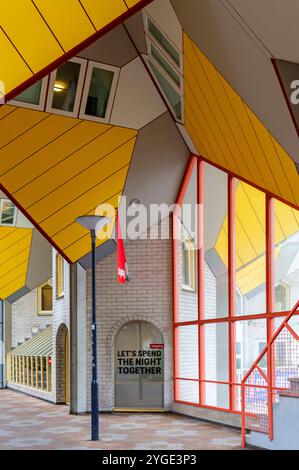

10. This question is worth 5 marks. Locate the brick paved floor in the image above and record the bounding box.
[0,389,243,450]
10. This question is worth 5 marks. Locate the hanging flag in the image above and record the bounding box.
[116,212,128,284]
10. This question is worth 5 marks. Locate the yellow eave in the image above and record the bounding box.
[0,0,150,101]
[0,226,33,300]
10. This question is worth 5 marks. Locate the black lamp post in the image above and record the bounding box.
[76,215,110,441]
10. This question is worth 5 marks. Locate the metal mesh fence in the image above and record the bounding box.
[244,367,269,435]
[242,318,299,443]
[272,325,299,402]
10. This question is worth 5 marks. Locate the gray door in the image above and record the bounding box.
[115,321,164,409]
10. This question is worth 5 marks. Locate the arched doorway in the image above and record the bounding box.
[114,321,164,410]
[56,324,69,404]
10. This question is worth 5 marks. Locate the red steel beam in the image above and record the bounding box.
[173,154,197,401]
[197,159,205,404]
[228,175,237,411]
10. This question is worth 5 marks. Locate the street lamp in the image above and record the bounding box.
[76,215,110,441]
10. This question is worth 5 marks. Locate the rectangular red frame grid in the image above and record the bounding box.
[173,154,299,415]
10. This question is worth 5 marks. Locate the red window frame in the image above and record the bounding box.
[173,154,299,414]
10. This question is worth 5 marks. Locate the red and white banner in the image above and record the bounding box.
[116,212,127,284]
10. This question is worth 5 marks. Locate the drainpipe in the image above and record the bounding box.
[0,300,4,388]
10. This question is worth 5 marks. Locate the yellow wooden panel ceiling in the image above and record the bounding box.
[0,106,137,262]
[184,33,299,208]
[0,0,147,99]
[0,227,32,300]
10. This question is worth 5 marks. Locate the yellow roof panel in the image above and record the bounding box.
[0,108,137,263]
[33,0,95,51]
[0,227,32,300]
[80,0,127,29]
[0,0,149,100]
[0,29,32,94]
[184,33,299,207]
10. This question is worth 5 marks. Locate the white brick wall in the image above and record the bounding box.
[9,248,70,403]
[51,249,70,403]
[85,219,173,411]
[11,283,52,348]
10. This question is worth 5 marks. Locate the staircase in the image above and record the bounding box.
[246,378,299,449]
[241,299,299,449]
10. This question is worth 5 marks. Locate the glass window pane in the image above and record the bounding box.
[51,61,81,112]
[148,19,180,67]
[178,325,198,379]
[204,163,228,318]
[205,383,229,409]
[204,322,229,382]
[235,319,267,383]
[150,43,180,87]
[148,60,181,120]
[272,315,299,391]
[84,67,114,118]
[183,243,190,286]
[13,80,42,105]
[177,177,198,322]
[1,199,15,225]
[41,285,53,312]
[177,379,199,404]
[274,200,299,312]
[236,182,266,315]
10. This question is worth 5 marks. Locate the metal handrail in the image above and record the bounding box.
[241,299,299,447]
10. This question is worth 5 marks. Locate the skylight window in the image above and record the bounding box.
[10,57,119,124]
[79,61,119,123]
[0,199,16,226]
[147,18,180,68]
[46,57,87,117]
[10,78,47,111]
[144,14,183,122]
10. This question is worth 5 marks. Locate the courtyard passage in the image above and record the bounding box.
[0,390,243,450]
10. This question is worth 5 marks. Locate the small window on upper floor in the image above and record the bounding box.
[144,14,183,122]
[38,283,53,316]
[9,78,48,111]
[182,238,195,291]
[56,253,65,299]
[0,199,16,226]
[147,18,181,68]
[275,282,290,312]
[46,58,87,117]
[79,61,119,123]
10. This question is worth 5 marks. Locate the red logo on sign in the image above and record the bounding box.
[150,344,164,350]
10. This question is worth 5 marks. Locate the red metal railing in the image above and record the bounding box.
[241,299,299,447]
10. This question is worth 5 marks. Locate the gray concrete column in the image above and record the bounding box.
[0,301,12,389]
[70,262,87,414]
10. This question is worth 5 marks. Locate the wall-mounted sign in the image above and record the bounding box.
[150,343,164,350]
[116,349,163,375]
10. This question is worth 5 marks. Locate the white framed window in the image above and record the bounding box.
[56,253,65,299]
[10,77,48,111]
[255,340,267,369]
[275,282,291,312]
[182,238,195,291]
[0,199,17,226]
[275,340,287,367]
[46,57,87,117]
[236,341,242,370]
[143,13,184,122]
[79,61,119,123]
[37,282,53,316]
